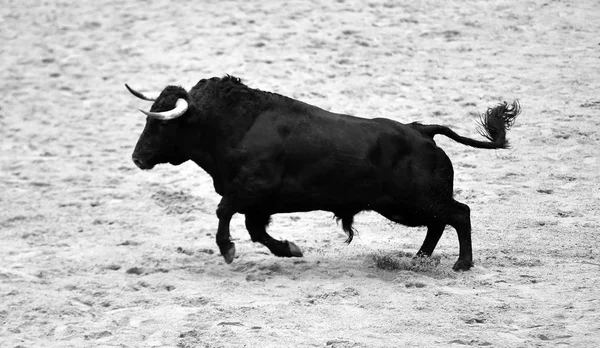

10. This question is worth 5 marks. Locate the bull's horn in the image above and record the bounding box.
[139,98,189,121]
[125,84,158,101]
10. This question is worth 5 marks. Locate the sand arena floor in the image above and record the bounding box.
[1,0,599,347]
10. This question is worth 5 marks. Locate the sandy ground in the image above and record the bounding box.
[1,0,599,347]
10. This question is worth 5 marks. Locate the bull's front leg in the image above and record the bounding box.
[245,213,303,258]
[216,199,236,264]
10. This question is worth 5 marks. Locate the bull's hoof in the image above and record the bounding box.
[414,251,430,259]
[286,241,303,257]
[221,243,236,264]
[452,259,473,271]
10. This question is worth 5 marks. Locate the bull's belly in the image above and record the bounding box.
[234,155,434,215]
[259,175,390,214]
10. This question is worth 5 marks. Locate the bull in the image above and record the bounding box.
[126,75,520,271]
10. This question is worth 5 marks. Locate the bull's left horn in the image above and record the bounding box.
[139,98,189,121]
[125,84,158,101]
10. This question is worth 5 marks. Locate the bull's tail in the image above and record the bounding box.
[417,101,521,149]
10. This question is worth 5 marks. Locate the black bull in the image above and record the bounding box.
[127,75,520,271]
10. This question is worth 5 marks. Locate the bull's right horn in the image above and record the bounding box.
[125,84,158,101]
[138,98,189,121]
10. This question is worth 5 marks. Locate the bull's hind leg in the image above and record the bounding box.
[245,213,303,258]
[416,221,446,258]
[448,200,473,271]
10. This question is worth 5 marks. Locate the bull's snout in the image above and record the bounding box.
[132,155,154,170]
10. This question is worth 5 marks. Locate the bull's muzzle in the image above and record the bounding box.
[132,155,154,170]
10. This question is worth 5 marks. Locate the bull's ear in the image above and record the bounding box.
[183,105,203,125]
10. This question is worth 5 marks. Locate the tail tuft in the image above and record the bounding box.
[476,100,521,148]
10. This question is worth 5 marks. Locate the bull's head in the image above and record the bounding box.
[126,84,191,170]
